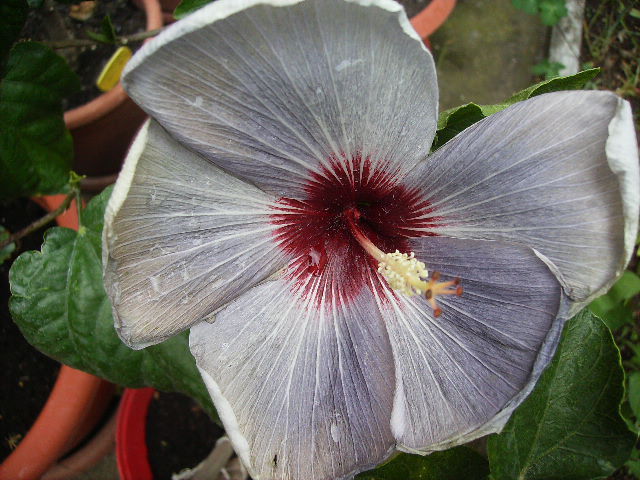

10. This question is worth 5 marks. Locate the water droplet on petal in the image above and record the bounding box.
[149,276,161,293]
[330,423,339,442]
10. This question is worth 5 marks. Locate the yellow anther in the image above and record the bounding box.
[377,250,429,296]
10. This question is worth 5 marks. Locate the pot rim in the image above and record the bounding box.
[116,388,156,480]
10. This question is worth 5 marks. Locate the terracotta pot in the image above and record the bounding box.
[41,411,117,480]
[136,0,457,31]
[66,0,163,192]
[410,0,457,47]
[116,388,156,480]
[0,195,115,480]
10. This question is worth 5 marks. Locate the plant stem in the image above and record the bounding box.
[44,27,165,50]
[75,189,83,229]
[0,193,75,250]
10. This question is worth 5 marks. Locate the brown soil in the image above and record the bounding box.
[146,391,225,479]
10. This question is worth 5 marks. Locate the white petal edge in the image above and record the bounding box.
[102,119,150,271]
[604,97,640,297]
[198,367,253,470]
[124,0,425,81]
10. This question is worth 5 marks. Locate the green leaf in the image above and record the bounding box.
[433,103,486,151]
[174,0,215,19]
[432,68,600,150]
[0,42,79,201]
[0,226,16,264]
[508,67,600,102]
[0,0,27,65]
[512,0,539,15]
[590,271,640,330]
[356,448,488,480]
[538,0,568,26]
[487,310,636,479]
[85,15,117,44]
[9,187,216,419]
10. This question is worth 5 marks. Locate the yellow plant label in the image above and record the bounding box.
[96,46,133,92]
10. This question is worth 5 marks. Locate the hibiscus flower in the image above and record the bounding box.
[102,0,640,479]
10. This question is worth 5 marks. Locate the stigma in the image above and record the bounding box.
[345,207,462,317]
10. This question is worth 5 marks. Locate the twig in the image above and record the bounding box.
[0,193,75,250]
[43,27,165,50]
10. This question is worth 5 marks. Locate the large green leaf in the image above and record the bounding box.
[0,42,79,201]
[9,188,215,418]
[487,310,636,479]
[0,0,27,65]
[357,449,488,480]
[432,69,600,150]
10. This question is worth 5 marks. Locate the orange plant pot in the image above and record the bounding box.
[410,0,457,45]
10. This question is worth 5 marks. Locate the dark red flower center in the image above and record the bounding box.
[270,153,440,305]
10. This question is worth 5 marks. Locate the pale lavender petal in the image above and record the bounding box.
[189,272,395,480]
[379,237,564,452]
[122,0,438,197]
[103,121,288,348]
[404,91,639,304]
